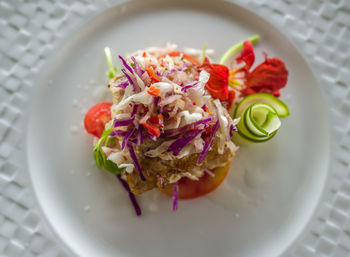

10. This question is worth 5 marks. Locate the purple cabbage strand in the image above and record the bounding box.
[172,182,178,212]
[197,121,220,164]
[119,55,133,74]
[168,128,204,155]
[131,56,145,77]
[116,175,142,216]
[127,143,145,181]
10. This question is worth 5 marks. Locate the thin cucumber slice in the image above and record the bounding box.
[244,107,268,137]
[237,129,277,143]
[234,103,280,143]
[235,109,272,142]
[238,113,277,142]
[251,105,271,126]
[219,35,260,65]
[236,111,260,140]
[248,103,281,136]
[233,93,290,118]
[259,112,281,135]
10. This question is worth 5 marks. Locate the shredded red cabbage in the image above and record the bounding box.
[121,127,135,150]
[183,62,197,68]
[115,81,129,88]
[131,56,145,77]
[113,118,134,127]
[121,69,135,91]
[149,134,157,141]
[116,175,142,216]
[172,181,178,212]
[193,117,213,125]
[153,96,160,106]
[197,120,220,164]
[127,143,145,181]
[131,104,139,117]
[159,104,165,114]
[109,130,128,137]
[119,55,133,74]
[168,128,204,155]
[202,123,210,130]
[229,124,237,138]
[181,81,199,92]
[169,68,177,75]
[161,117,212,138]
[136,126,143,145]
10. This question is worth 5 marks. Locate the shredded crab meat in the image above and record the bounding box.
[145,140,175,157]
[106,44,238,179]
[184,47,215,57]
[102,147,134,173]
[119,163,135,173]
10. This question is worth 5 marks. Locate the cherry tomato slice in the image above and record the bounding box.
[84,102,112,138]
[159,162,231,199]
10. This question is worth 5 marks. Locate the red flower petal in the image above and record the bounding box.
[235,40,255,71]
[240,87,256,96]
[200,58,229,101]
[242,56,288,96]
[227,89,236,110]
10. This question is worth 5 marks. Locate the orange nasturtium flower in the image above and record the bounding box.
[199,58,236,105]
[231,40,288,97]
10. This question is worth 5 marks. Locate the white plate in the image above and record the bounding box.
[27,1,330,257]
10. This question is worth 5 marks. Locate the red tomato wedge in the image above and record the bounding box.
[166,51,201,66]
[159,161,231,199]
[84,102,112,138]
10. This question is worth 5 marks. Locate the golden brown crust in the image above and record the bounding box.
[126,138,234,195]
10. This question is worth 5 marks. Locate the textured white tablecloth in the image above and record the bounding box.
[0,0,349,256]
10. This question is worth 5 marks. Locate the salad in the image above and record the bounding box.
[84,36,290,216]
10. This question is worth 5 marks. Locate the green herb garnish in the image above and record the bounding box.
[93,128,124,174]
[104,47,119,79]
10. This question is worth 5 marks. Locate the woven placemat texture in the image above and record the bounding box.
[0,0,349,256]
